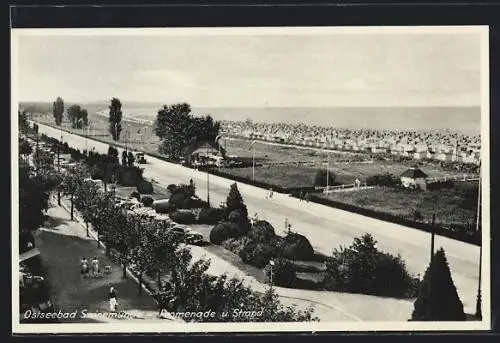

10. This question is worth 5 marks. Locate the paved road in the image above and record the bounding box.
[35,122,483,315]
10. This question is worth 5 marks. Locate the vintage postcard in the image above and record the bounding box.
[11,26,491,333]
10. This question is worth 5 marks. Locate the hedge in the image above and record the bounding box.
[153,200,177,214]
[137,180,153,194]
[169,211,197,225]
[248,221,276,242]
[198,207,225,225]
[239,241,279,268]
[141,195,154,207]
[280,233,315,261]
[210,221,242,245]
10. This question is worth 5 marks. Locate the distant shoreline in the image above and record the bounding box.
[95,107,481,136]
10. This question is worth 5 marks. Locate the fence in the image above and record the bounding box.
[426,174,480,184]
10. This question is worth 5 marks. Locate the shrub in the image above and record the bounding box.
[365,173,401,187]
[182,197,209,209]
[141,195,154,207]
[137,180,153,194]
[228,209,250,234]
[167,184,178,194]
[153,200,177,214]
[280,233,315,261]
[198,207,225,225]
[411,248,465,321]
[119,167,143,186]
[239,241,279,268]
[172,184,196,198]
[169,210,197,225]
[324,233,419,298]
[169,193,187,208]
[210,221,241,245]
[221,236,252,256]
[130,190,141,201]
[248,220,276,242]
[264,258,296,287]
[226,183,249,220]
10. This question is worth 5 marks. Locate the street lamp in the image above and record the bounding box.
[250,140,257,181]
[269,259,275,289]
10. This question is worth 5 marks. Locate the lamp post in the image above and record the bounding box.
[251,140,256,181]
[206,170,210,206]
[269,259,275,290]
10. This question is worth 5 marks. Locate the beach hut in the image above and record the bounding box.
[400,167,428,190]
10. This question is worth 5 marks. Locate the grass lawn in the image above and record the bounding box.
[321,183,478,227]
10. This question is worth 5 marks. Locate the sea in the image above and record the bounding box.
[117,106,482,136]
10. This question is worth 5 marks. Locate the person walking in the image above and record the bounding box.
[92,257,100,278]
[108,286,118,312]
[80,257,89,278]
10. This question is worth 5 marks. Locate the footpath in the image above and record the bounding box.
[34,200,175,323]
[60,195,414,322]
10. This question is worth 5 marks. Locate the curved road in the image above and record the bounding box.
[35,123,484,315]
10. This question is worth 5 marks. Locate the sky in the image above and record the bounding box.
[15,29,483,108]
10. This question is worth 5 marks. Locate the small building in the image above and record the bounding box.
[400,167,428,190]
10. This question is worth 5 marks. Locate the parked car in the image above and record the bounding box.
[168,226,204,246]
[135,152,147,164]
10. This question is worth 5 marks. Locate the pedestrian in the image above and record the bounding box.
[299,190,304,201]
[269,188,274,199]
[92,256,100,278]
[108,286,118,312]
[80,257,89,278]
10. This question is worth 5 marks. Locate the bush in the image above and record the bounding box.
[182,197,209,209]
[280,233,315,261]
[141,195,154,207]
[221,236,252,256]
[324,233,419,298]
[239,241,279,268]
[198,207,225,225]
[130,190,141,201]
[167,184,178,194]
[169,193,187,208]
[248,221,276,242]
[169,210,197,225]
[119,167,143,186]
[365,173,401,187]
[153,200,177,214]
[411,248,465,321]
[209,221,242,245]
[137,180,153,194]
[228,209,250,234]
[172,184,196,198]
[264,258,296,287]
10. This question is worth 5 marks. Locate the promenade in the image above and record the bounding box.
[34,122,483,317]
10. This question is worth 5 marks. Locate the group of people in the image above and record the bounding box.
[80,257,101,278]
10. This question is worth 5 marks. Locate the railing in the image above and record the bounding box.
[315,182,369,193]
[426,174,480,183]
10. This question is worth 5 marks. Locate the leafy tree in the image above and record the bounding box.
[411,247,466,321]
[121,150,128,166]
[33,149,54,169]
[127,151,135,167]
[19,163,50,231]
[59,165,88,220]
[314,168,337,187]
[67,104,81,128]
[19,110,29,132]
[109,98,123,141]
[154,103,220,160]
[19,138,33,157]
[52,97,64,126]
[264,258,296,287]
[74,180,102,236]
[107,146,119,164]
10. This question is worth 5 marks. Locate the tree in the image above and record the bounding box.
[121,150,128,166]
[60,165,88,220]
[314,168,337,187]
[225,183,250,227]
[127,151,135,167]
[411,248,466,321]
[19,163,50,231]
[19,138,33,157]
[109,98,123,141]
[67,104,88,129]
[74,180,102,237]
[52,97,64,126]
[154,103,220,160]
[19,110,29,132]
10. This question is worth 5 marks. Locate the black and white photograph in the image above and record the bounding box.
[11,26,491,333]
